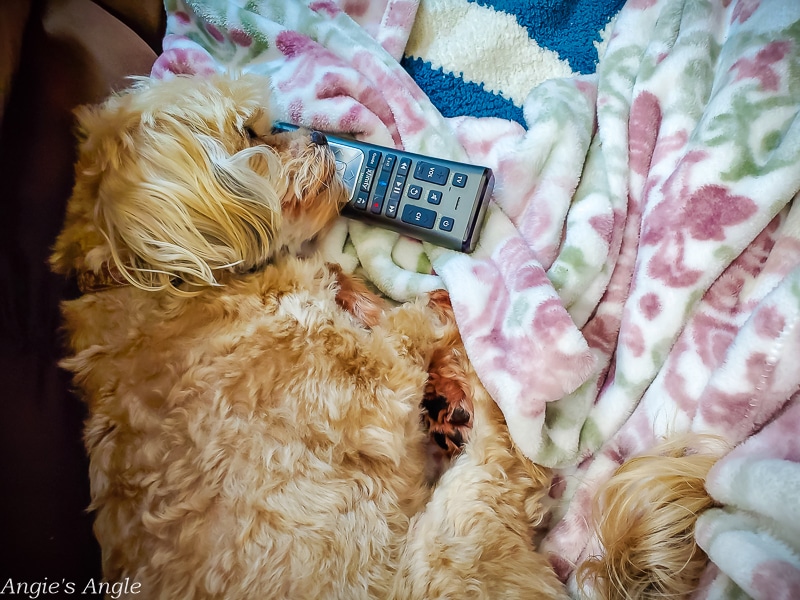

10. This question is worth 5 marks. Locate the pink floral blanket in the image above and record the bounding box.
[153,0,800,596]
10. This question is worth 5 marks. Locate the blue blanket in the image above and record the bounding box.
[401,0,624,126]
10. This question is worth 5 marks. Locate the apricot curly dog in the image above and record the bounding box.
[51,73,566,599]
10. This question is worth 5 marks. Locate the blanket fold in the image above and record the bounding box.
[153,0,800,596]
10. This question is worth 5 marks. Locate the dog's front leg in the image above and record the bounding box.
[389,371,569,600]
[327,262,386,328]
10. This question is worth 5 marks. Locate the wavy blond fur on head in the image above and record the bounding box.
[51,74,344,295]
[577,434,729,600]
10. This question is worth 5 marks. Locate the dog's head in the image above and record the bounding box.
[51,73,346,294]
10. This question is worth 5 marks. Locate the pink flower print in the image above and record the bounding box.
[751,560,800,599]
[309,1,342,18]
[663,339,702,417]
[684,185,757,242]
[692,313,738,369]
[574,77,598,104]
[287,98,304,124]
[620,321,646,357]
[645,233,704,287]
[642,151,757,287]
[205,23,225,43]
[639,292,662,320]
[532,298,578,344]
[274,31,349,91]
[658,130,691,164]
[385,0,418,29]
[151,42,219,79]
[275,30,317,59]
[352,50,430,138]
[589,213,614,244]
[753,305,786,340]
[699,387,754,431]
[337,104,366,132]
[311,69,398,141]
[229,29,253,47]
[582,313,620,356]
[342,0,369,18]
[458,249,594,407]
[629,92,662,176]
[703,271,745,314]
[732,41,792,92]
[732,0,761,24]
[641,149,707,246]
[737,213,780,277]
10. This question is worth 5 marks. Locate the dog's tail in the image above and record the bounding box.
[576,434,729,600]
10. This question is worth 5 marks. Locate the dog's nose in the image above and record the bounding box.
[310,131,328,146]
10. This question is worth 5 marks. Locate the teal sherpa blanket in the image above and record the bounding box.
[152,0,800,597]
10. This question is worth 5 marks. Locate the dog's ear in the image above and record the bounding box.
[51,75,285,294]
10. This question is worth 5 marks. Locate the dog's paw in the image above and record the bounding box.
[426,288,457,327]
[421,392,472,457]
[421,348,473,460]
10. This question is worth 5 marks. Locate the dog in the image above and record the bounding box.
[50,73,569,599]
[51,72,728,600]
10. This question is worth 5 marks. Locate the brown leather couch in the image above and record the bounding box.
[1,0,165,583]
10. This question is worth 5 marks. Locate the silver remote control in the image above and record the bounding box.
[273,123,494,253]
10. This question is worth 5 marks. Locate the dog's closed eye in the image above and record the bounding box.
[243,107,271,141]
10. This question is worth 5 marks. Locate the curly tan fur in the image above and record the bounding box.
[393,295,567,599]
[577,435,729,600]
[51,73,567,599]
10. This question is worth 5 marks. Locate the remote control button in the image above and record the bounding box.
[414,161,450,186]
[372,153,396,202]
[371,196,385,214]
[385,197,400,219]
[407,185,422,200]
[439,216,455,231]
[341,166,359,194]
[389,174,406,202]
[452,173,468,188]
[330,144,365,197]
[373,168,392,202]
[353,190,369,210]
[397,157,412,177]
[367,150,382,169]
[382,154,396,171]
[427,190,443,205]
[401,204,436,229]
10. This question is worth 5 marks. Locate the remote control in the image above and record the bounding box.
[273,123,494,253]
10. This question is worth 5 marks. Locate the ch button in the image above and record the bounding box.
[401,205,436,229]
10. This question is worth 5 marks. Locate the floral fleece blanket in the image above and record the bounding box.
[152,0,800,597]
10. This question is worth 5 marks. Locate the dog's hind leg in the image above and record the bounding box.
[391,354,568,600]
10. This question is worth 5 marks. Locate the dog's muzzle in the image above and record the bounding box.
[309,131,328,146]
